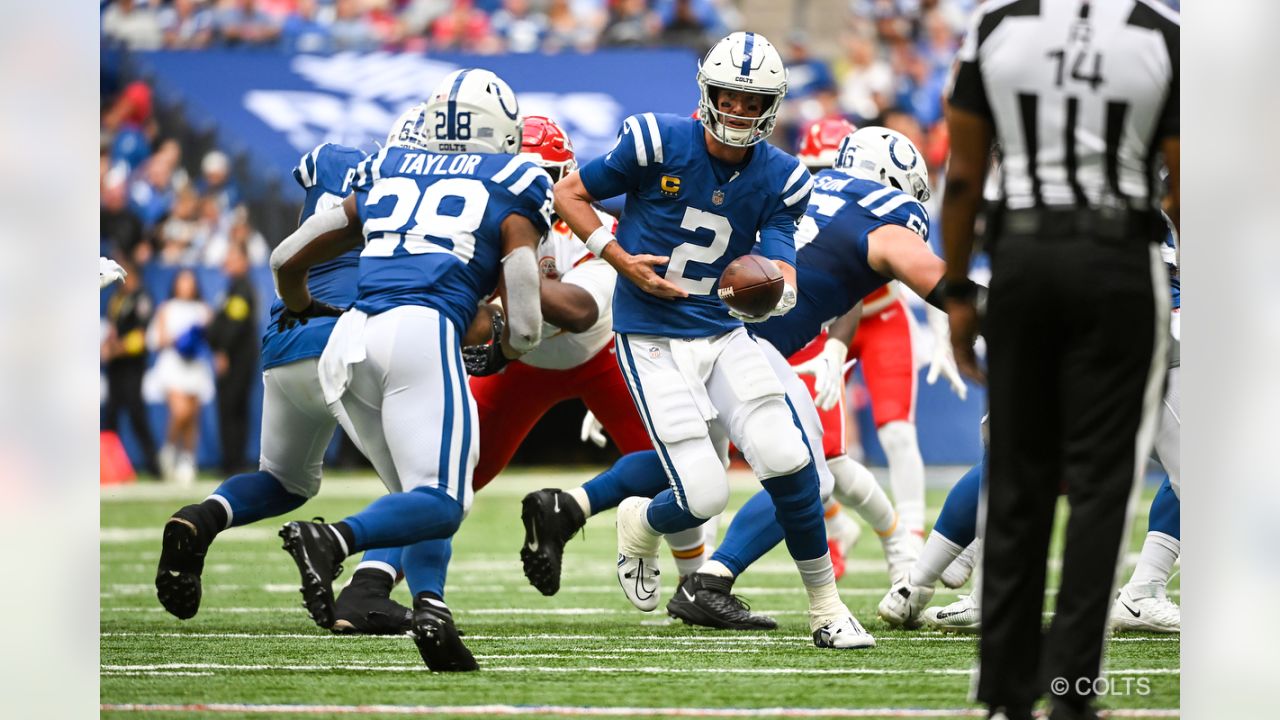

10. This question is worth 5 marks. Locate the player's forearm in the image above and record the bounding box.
[772,260,797,289]
[272,203,361,311]
[541,278,599,334]
[554,173,606,249]
[941,104,992,286]
[827,303,863,347]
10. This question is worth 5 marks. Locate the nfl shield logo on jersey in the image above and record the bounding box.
[711,189,725,205]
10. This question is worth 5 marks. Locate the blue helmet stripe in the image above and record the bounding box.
[740,32,755,76]
[446,69,471,140]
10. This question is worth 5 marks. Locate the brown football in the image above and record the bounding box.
[717,255,784,317]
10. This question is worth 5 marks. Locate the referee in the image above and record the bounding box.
[940,1,1179,719]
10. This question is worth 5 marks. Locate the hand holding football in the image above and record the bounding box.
[717,255,784,318]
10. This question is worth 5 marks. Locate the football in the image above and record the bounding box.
[717,255,784,317]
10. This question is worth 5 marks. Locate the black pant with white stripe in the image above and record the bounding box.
[977,230,1168,715]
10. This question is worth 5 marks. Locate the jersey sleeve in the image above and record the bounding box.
[946,7,992,122]
[578,113,664,201]
[351,147,396,223]
[293,144,329,190]
[757,159,813,265]
[490,157,555,236]
[863,189,931,242]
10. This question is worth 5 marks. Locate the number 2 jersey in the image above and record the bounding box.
[752,169,932,357]
[578,113,813,338]
[261,143,365,370]
[351,147,553,332]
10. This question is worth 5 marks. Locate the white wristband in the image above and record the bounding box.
[584,226,616,257]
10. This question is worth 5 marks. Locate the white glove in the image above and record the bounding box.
[791,337,849,411]
[925,304,967,400]
[99,257,126,289]
[580,409,607,448]
[728,282,797,323]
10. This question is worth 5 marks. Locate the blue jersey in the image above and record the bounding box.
[578,114,813,338]
[753,170,931,357]
[351,147,554,332]
[261,143,365,370]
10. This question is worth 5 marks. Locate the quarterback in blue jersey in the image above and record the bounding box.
[554,31,875,650]
[153,139,368,622]
[270,68,552,671]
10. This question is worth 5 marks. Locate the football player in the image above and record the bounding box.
[554,31,874,649]
[153,131,370,622]
[330,116,712,629]
[270,68,552,671]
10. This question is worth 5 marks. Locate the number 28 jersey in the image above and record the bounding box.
[579,113,813,338]
[752,170,931,357]
[351,147,554,332]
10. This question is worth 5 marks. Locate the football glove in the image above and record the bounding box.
[727,282,797,323]
[277,299,344,334]
[99,257,126,289]
[580,410,607,448]
[791,337,849,411]
[924,304,967,400]
[462,306,510,377]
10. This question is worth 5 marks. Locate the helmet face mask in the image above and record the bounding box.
[696,32,788,147]
[834,127,932,202]
[402,68,524,155]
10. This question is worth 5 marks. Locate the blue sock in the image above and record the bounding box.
[584,451,670,513]
[212,471,308,528]
[357,547,404,579]
[341,486,464,553]
[760,461,827,562]
[709,489,786,577]
[645,488,704,534]
[402,538,452,599]
[1148,475,1180,540]
[931,453,984,546]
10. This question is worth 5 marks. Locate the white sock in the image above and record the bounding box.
[567,487,592,518]
[1129,531,1180,586]
[665,526,707,577]
[795,553,846,628]
[355,559,398,581]
[699,559,734,578]
[909,533,965,587]
[828,454,897,535]
[204,494,234,530]
[878,421,926,535]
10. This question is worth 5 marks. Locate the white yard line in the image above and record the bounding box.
[100,631,1178,644]
[100,703,1180,718]
[101,663,1179,677]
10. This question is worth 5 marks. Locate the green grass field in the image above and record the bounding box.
[101,469,1179,719]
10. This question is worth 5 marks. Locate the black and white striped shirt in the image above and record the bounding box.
[948,0,1178,212]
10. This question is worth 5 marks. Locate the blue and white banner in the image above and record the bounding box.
[134,49,702,185]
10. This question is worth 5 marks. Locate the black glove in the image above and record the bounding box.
[277,299,345,334]
[461,306,510,377]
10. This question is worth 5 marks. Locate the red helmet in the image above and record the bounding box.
[797,116,857,169]
[520,115,577,183]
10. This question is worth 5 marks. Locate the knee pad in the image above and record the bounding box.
[878,420,919,459]
[680,454,730,520]
[828,454,877,506]
[261,464,322,500]
[737,397,810,479]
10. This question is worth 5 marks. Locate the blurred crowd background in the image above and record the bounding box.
[99,0,1175,481]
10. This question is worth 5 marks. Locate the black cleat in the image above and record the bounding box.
[666,573,778,631]
[155,505,212,620]
[519,488,586,596]
[412,594,478,672]
[279,520,346,629]
[332,569,413,635]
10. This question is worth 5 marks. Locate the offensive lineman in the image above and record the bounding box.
[554,31,873,649]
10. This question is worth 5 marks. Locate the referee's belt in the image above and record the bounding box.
[1002,207,1162,242]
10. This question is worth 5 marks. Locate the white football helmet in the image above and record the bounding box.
[833,126,931,202]
[696,32,788,147]
[393,68,523,155]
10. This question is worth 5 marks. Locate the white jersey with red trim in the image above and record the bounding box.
[519,210,619,370]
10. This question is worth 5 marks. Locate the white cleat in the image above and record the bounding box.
[940,540,978,589]
[922,594,981,634]
[881,525,923,585]
[877,579,935,629]
[812,613,876,649]
[615,497,662,612]
[1110,582,1180,633]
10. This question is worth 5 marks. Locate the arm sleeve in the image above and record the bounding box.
[578,114,660,201]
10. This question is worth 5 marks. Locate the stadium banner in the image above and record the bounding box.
[132,49,703,186]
